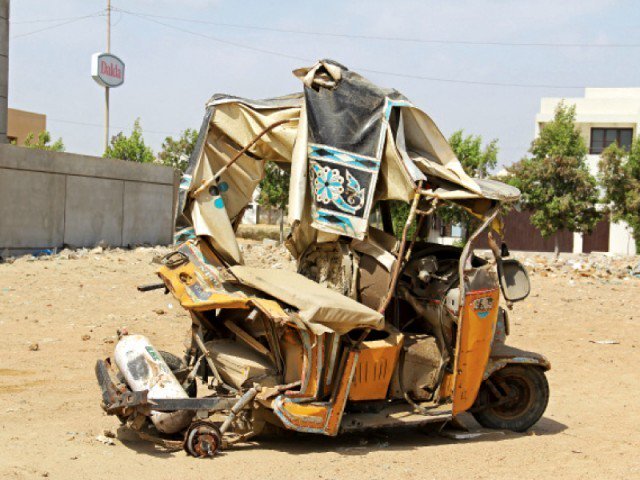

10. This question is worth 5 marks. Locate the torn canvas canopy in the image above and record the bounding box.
[295,60,413,239]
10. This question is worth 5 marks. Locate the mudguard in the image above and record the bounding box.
[483,343,551,380]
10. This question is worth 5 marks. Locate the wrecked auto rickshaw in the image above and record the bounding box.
[95,60,550,457]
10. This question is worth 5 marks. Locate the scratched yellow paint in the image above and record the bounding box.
[453,288,500,414]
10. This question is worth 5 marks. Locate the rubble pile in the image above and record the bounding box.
[512,252,640,281]
[0,245,173,265]
[239,240,296,271]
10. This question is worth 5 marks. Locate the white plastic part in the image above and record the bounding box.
[114,334,193,434]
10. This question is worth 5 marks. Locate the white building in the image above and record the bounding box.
[536,88,639,256]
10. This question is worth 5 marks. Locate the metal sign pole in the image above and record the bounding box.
[104,0,111,152]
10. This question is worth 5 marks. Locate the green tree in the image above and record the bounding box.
[505,102,600,255]
[23,130,65,152]
[104,119,154,163]
[448,129,498,178]
[598,138,640,251]
[437,130,499,240]
[388,130,498,241]
[258,162,290,243]
[158,128,198,172]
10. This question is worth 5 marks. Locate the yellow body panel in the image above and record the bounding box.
[349,330,403,401]
[273,350,360,436]
[157,244,289,318]
[283,402,328,420]
[453,288,500,414]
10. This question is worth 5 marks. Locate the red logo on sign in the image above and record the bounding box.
[100,60,122,80]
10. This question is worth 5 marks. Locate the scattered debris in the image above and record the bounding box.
[590,340,620,345]
[81,334,91,341]
[153,308,166,315]
[440,430,505,440]
[103,429,116,438]
[4,245,172,264]
[28,342,39,351]
[95,434,116,446]
[506,252,640,282]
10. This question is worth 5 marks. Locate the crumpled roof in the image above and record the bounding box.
[176,60,520,266]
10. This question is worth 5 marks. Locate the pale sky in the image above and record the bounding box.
[9,1,640,168]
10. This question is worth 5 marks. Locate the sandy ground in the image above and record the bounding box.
[1,245,639,480]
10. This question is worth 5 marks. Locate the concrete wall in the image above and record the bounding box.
[609,220,637,256]
[0,144,179,253]
[0,0,9,143]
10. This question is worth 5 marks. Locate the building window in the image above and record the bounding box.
[590,128,633,154]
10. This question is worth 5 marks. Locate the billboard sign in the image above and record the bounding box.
[91,52,125,88]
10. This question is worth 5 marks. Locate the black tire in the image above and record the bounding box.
[472,365,549,432]
[159,350,197,398]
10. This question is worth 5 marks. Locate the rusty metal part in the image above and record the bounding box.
[405,199,437,262]
[136,430,184,452]
[220,387,260,434]
[182,354,204,390]
[192,328,226,388]
[450,205,500,405]
[95,359,237,415]
[136,282,166,292]
[184,421,222,458]
[487,231,513,309]
[161,250,190,269]
[378,187,422,313]
[95,359,119,409]
[222,430,258,447]
[190,119,294,199]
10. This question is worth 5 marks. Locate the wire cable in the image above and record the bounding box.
[124,10,308,62]
[11,10,106,24]
[113,6,640,49]
[12,12,104,39]
[48,118,175,136]
[124,10,585,90]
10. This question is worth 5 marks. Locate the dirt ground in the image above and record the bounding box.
[1,244,639,479]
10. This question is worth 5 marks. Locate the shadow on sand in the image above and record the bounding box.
[116,414,567,458]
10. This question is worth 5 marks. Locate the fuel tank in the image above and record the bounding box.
[114,334,193,434]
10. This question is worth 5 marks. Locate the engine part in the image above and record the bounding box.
[390,334,441,400]
[220,387,260,433]
[114,335,193,434]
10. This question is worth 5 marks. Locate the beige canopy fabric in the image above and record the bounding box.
[181,61,520,265]
[186,97,302,265]
[230,266,384,334]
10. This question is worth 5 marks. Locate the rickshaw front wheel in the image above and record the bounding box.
[472,365,549,432]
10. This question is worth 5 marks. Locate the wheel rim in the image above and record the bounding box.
[184,421,221,458]
[489,372,535,420]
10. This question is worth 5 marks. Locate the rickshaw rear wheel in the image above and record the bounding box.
[472,365,549,432]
